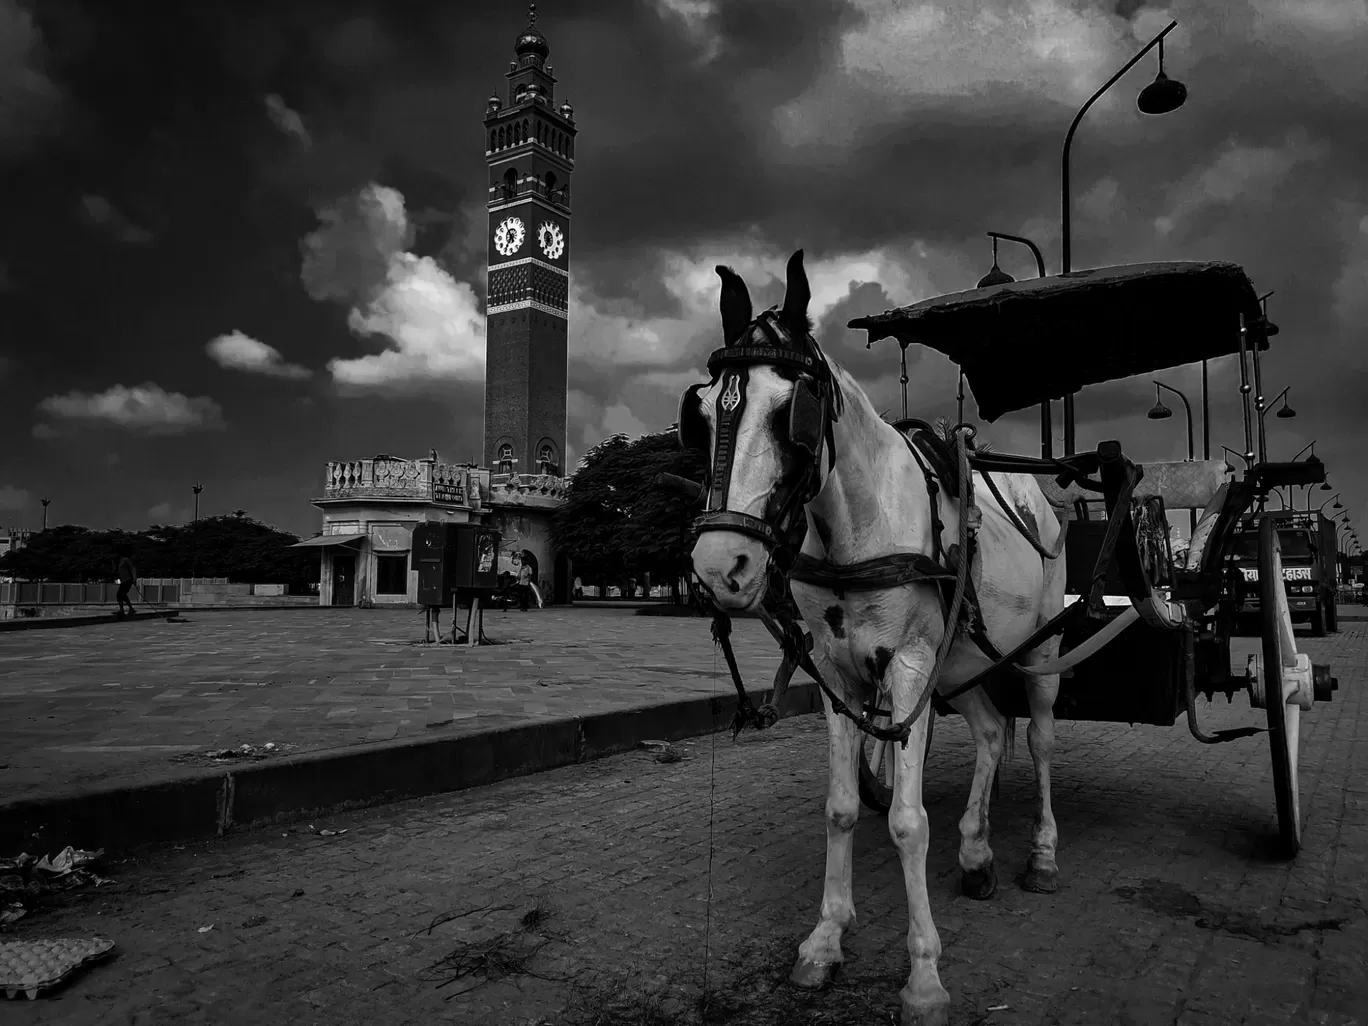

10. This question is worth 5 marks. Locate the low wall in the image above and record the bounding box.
[0,580,317,619]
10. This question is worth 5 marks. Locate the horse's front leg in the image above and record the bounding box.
[790,671,862,988]
[888,644,951,1026]
[1020,641,1062,893]
[947,686,1008,899]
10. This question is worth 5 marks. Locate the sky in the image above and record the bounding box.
[0,0,1364,542]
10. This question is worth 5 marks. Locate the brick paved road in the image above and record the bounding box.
[6,629,1364,1025]
[0,608,784,803]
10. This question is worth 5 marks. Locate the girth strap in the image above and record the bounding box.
[788,551,955,598]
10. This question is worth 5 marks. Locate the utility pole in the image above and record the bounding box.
[193,482,203,523]
[40,498,50,531]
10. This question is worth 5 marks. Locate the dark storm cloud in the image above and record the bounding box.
[3,0,1366,535]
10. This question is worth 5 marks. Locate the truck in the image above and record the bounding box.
[1227,509,1339,635]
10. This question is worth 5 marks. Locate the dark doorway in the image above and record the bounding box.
[553,552,571,605]
[331,553,355,606]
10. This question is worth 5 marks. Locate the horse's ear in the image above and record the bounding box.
[781,249,812,335]
[716,265,753,345]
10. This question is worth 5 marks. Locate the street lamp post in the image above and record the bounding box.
[193,482,203,523]
[978,231,1051,456]
[1060,19,1185,455]
[40,498,50,531]
[1317,493,1341,515]
[1147,379,1195,533]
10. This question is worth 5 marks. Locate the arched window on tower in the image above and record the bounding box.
[514,122,522,144]
[498,443,516,475]
[544,172,557,202]
[489,130,496,150]
[522,119,529,141]
[503,168,517,199]
[538,444,558,476]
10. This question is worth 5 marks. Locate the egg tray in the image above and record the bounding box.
[1,937,115,1000]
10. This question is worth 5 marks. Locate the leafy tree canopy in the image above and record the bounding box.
[0,514,320,587]
[551,429,706,593]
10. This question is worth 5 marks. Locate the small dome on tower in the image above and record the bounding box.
[487,92,502,112]
[514,26,549,59]
[559,100,574,120]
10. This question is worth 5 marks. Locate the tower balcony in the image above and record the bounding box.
[317,456,492,509]
[489,176,570,209]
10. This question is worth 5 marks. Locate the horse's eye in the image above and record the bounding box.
[772,404,790,438]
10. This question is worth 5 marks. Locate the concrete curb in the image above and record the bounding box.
[0,682,824,855]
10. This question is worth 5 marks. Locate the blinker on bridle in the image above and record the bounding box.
[677,309,836,549]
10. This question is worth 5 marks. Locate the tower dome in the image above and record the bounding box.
[514,3,549,59]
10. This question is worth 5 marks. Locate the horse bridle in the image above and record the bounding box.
[677,309,837,550]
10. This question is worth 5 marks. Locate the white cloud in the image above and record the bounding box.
[207,330,311,379]
[653,0,722,62]
[302,183,485,389]
[0,485,30,511]
[36,383,225,434]
[565,242,952,461]
[1153,132,1327,236]
[571,245,930,371]
[264,94,311,149]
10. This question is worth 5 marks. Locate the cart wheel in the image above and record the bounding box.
[858,707,935,814]
[1259,516,1303,858]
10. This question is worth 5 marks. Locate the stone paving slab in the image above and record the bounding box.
[6,629,1363,1025]
[0,607,786,805]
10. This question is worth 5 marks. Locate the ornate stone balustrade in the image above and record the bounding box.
[323,457,477,506]
[318,458,567,511]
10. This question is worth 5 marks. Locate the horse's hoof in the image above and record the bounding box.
[789,956,840,989]
[961,862,997,900]
[1022,862,1059,894]
[899,989,952,1026]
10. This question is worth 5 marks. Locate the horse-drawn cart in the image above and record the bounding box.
[667,252,1337,1024]
[673,259,1336,859]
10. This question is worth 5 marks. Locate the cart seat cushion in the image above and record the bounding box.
[1133,460,1231,510]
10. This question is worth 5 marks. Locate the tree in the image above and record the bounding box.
[0,514,320,590]
[551,429,706,602]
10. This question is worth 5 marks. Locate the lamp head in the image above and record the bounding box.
[1137,71,1187,115]
[1276,403,1296,419]
[1321,481,1333,490]
[977,262,1015,289]
[1147,401,1172,420]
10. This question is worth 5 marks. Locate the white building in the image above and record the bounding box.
[295,453,570,608]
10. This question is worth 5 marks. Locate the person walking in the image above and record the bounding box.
[518,558,533,612]
[115,547,138,618]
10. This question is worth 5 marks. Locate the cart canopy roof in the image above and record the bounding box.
[848,261,1273,422]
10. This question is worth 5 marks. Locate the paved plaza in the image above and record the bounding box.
[0,607,790,804]
[2,619,1364,1024]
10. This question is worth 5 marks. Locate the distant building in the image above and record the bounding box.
[295,454,569,608]
[0,528,32,561]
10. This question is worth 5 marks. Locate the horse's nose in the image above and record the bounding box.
[725,553,749,592]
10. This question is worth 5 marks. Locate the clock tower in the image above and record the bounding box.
[482,3,575,478]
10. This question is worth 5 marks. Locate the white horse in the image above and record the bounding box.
[685,251,1068,1026]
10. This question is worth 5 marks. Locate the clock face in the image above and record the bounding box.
[537,221,565,260]
[494,216,525,257]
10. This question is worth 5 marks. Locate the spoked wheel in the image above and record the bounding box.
[858,706,935,814]
[1257,516,1310,858]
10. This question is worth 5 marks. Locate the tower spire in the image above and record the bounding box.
[527,2,536,26]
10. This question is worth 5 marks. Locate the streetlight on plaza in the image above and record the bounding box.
[1147,380,1195,532]
[1317,493,1342,515]
[1060,19,1186,455]
[977,231,1051,456]
[193,482,203,523]
[40,498,50,531]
